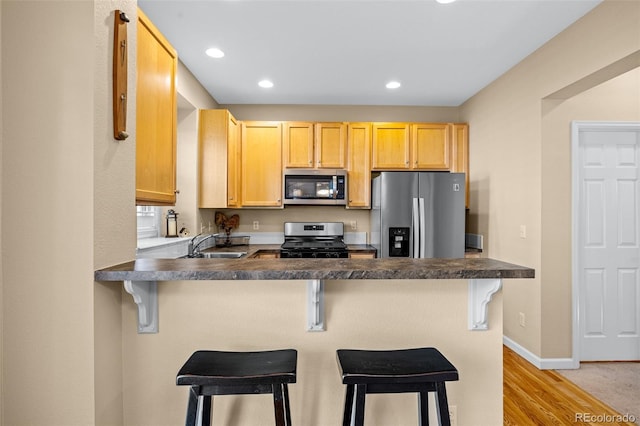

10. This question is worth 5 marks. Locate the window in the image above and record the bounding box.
[137,206,161,239]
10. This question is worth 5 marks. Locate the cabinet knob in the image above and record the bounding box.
[174,189,180,194]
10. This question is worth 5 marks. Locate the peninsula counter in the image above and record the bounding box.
[95,257,533,425]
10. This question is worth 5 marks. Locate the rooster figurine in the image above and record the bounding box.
[214,212,240,246]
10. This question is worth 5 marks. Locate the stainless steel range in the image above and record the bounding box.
[280,222,349,258]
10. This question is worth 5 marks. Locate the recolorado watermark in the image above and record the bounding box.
[575,412,637,423]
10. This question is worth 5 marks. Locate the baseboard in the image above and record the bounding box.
[503,336,578,370]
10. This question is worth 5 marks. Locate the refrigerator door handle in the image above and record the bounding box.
[412,197,420,258]
[419,197,426,258]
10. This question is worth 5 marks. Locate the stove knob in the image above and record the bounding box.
[311,252,318,258]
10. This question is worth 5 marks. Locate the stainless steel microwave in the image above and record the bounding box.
[283,169,347,205]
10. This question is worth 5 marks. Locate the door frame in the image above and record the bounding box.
[571,120,640,364]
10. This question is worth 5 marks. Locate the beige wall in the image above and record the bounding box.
[122,279,503,426]
[93,1,138,425]
[460,0,640,359]
[2,0,105,424]
[223,104,460,123]
[540,69,640,357]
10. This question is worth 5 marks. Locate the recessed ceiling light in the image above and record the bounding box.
[436,0,456,4]
[205,48,224,58]
[258,80,274,88]
[386,81,401,89]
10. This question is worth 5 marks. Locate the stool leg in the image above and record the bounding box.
[342,384,355,426]
[272,383,286,426]
[353,384,366,426]
[185,387,199,426]
[283,384,292,426]
[434,382,451,426]
[201,395,212,426]
[418,392,429,426]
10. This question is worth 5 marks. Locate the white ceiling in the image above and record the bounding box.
[138,0,602,107]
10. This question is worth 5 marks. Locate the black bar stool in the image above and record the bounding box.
[176,349,297,426]
[336,347,458,426]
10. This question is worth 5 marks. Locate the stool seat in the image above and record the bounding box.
[336,347,458,426]
[337,347,458,384]
[177,349,297,426]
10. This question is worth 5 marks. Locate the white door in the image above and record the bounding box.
[574,122,640,361]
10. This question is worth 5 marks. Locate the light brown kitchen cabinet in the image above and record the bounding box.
[283,122,346,169]
[241,121,283,207]
[346,122,371,208]
[226,115,242,208]
[135,9,178,205]
[315,122,347,168]
[412,123,450,170]
[198,110,239,208]
[372,122,453,171]
[283,122,314,168]
[371,122,410,169]
[450,123,469,207]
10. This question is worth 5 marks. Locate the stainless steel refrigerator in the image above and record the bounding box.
[370,172,466,258]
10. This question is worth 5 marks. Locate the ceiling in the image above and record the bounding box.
[138,0,602,107]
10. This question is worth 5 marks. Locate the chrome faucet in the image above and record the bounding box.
[187,233,216,257]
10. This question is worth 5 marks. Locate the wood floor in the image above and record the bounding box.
[503,346,636,425]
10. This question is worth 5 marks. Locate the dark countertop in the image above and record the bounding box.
[95,256,534,282]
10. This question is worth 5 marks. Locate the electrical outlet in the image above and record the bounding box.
[449,405,457,426]
[519,312,526,327]
[253,221,260,230]
[350,220,357,230]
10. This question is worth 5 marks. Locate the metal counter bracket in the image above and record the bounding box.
[124,280,158,333]
[307,280,325,331]
[468,278,502,331]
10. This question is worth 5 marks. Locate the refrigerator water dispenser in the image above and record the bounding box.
[389,227,410,257]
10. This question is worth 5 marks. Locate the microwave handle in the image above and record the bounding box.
[333,175,337,199]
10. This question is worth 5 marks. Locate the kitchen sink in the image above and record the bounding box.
[198,251,246,258]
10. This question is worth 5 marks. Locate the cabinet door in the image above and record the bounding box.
[198,110,231,208]
[371,123,410,169]
[226,114,241,207]
[283,122,314,168]
[136,9,178,205]
[450,123,469,208]
[347,123,371,208]
[411,123,450,170]
[241,121,283,207]
[315,122,346,168]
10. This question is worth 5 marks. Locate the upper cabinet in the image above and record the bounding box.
[315,122,347,168]
[198,110,239,208]
[372,122,451,171]
[283,122,314,168]
[241,121,283,207]
[346,123,371,209]
[371,122,410,169]
[283,122,346,169]
[450,123,469,208]
[412,123,450,170]
[135,9,178,205]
